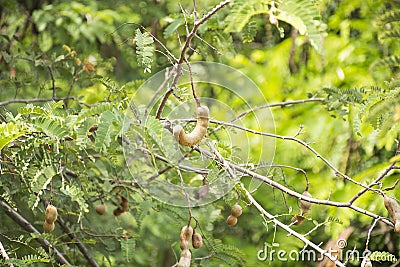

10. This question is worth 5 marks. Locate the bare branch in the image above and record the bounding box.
[0,96,93,107]
[232,98,326,123]
[56,216,100,267]
[196,146,395,227]
[155,0,230,118]
[244,187,346,267]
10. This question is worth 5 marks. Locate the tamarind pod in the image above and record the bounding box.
[43,221,55,233]
[45,204,58,224]
[226,215,238,226]
[384,196,400,233]
[95,203,106,215]
[192,232,203,249]
[180,239,190,250]
[300,191,312,215]
[231,204,243,217]
[180,225,194,242]
[113,208,124,216]
[173,106,209,146]
[121,196,129,212]
[291,215,306,226]
[177,249,191,267]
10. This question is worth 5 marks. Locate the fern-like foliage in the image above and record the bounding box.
[224,0,325,52]
[373,7,400,69]
[135,28,154,73]
[224,0,267,33]
[277,0,323,53]
[242,19,258,43]
[203,239,246,266]
[95,109,123,152]
[120,238,136,263]
[77,102,114,122]
[31,117,68,139]
[0,122,28,150]
[0,254,50,267]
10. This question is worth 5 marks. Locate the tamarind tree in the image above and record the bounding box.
[0,0,400,266]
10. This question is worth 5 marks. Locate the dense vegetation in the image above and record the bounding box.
[0,0,400,266]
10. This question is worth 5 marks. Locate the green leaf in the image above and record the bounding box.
[224,0,267,33]
[120,238,136,262]
[276,0,323,53]
[32,117,68,139]
[135,28,154,73]
[0,122,28,151]
[39,31,53,52]
[163,17,184,38]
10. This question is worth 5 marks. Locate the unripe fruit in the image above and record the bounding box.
[192,232,203,249]
[95,204,106,215]
[45,204,58,223]
[300,191,312,215]
[231,204,242,217]
[43,221,55,233]
[226,215,238,226]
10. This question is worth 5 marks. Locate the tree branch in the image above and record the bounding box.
[197,146,394,227]
[155,0,231,118]
[0,200,70,265]
[56,216,100,267]
[0,97,92,107]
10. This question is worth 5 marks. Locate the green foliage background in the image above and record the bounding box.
[0,0,399,266]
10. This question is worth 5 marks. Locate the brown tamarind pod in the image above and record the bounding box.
[192,231,203,249]
[43,221,55,233]
[113,208,124,217]
[177,249,191,267]
[45,204,58,224]
[384,195,400,234]
[180,239,190,250]
[291,214,306,226]
[300,191,312,215]
[121,196,129,212]
[180,225,194,242]
[179,225,193,250]
[173,106,209,146]
[231,204,243,217]
[226,215,238,226]
[95,203,106,215]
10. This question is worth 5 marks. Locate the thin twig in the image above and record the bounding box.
[196,146,394,227]
[155,0,230,118]
[205,119,376,192]
[232,98,326,123]
[0,97,93,107]
[349,141,400,204]
[56,215,99,267]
